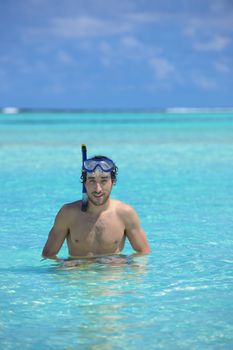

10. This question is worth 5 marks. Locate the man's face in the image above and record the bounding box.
[85,171,113,207]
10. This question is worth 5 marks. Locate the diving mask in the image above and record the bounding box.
[83,157,114,173]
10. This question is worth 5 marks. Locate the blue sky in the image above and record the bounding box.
[0,0,233,109]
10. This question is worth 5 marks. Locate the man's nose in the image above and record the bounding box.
[95,182,102,192]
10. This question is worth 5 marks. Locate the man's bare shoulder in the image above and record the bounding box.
[64,200,82,210]
[58,200,82,217]
[112,199,141,232]
[112,199,136,217]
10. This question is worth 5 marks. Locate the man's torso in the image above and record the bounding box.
[65,200,126,257]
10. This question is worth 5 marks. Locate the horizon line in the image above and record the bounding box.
[1,106,233,115]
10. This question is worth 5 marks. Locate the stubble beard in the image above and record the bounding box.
[87,192,111,207]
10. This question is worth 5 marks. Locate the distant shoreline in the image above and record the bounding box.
[1,107,233,115]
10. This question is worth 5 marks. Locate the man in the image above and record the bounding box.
[42,155,150,261]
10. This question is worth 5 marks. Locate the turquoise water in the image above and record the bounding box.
[0,112,233,349]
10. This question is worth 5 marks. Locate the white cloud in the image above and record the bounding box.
[47,83,65,95]
[28,10,174,41]
[193,35,231,51]
[98,35,159,68]
[57,51,75,64]
[182,11,233,61]
[120,35,163,59]
[120,36,142,49]
[50,15,132,38]
[124,12,166,24]
[183,12,233,38]
[192,74,217,90]
[150,57,175,80]
[209,0,233,14]
[98,36,175,82]
[99,42,114,66]
[8,3,233,92]
[0,68,10,92]
[213,60,232,73]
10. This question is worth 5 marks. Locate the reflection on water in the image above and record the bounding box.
[1,255,149,349]
[53,254,149,286]
[40,255,149,350]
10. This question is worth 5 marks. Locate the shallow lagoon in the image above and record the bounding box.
[0,112,233,349]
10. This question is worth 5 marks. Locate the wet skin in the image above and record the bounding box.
[42,172,150,260]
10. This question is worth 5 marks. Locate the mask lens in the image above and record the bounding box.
[83,158,114,172]
[99,160,113,171]
[83,160,96,171]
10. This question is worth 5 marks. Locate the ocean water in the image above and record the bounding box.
[0,112,233,350]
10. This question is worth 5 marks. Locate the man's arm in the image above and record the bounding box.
[42,205,69,260]
[123,205,151,255]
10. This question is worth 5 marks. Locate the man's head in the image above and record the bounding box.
[81,155,118,184]
[81,156,118,207]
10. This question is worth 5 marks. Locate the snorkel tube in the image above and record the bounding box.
[81,144,88,212]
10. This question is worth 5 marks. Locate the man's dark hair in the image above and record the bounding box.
[81,155,118,184]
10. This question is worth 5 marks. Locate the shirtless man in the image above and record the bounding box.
[42,155,150,261]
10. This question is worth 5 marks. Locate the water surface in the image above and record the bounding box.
[0,112,233,349]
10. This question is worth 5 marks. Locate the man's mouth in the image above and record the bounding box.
[93,193,104,198]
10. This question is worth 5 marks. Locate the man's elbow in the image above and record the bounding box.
[41,251,50,259]
[135,245,151,255]
[41,247,56,259]
[142,247,151,255]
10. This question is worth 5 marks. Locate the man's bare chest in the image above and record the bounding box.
[68,213,125,247]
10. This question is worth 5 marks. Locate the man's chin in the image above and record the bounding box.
[88,195,109,207]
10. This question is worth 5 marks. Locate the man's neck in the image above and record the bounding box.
[87,199,111,214]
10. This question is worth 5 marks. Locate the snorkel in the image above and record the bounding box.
[81,144,88,212]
